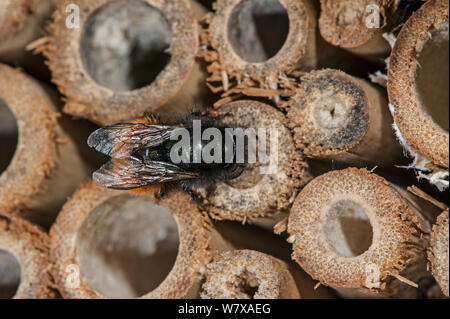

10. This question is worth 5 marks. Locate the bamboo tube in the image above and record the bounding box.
[214,221,337,298]
[387,0,449,191]
[0,0,55,79]
[285,168,433,298]
[428,210,449,297]
[0,64,90,228]
[192,100,311,223]
[318,0,394,60]
[34,0,210,125]
[0,211,57,299]
[201,249,300,299]
[282,69,403,167]
[200,0,317,106]
[50,181,231,299]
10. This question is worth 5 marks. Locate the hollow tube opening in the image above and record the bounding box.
[415,23,449,133]
[76,195,179,298]
[0,99,18,174]
[0,250,21,299]
[227,0,289,63]
[81,0,172,92]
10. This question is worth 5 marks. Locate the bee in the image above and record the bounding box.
[87,112,246,196]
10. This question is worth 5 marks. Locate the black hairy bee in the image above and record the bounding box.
[87,112,246,195]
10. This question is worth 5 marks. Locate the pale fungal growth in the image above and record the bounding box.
[200,0,317,106]
[287,168,433,298]
[201,249,300,299]
[35,0,208,125]
[282,69,402,167]
[0,64,89,227]
[387,0,449,190]
[319,0,394,59]
[428,210,449,297]
[0,212,57,299]
[50,182,231,299]
[192,100,311,223]
[0,0,54,75]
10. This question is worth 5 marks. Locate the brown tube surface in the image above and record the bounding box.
[0,212,56,299]
[200,0,316,105]
[192,100,311,222]
[387,0,449,190]
[428,210,449,297]
[0,64,90,227]
[201,249,300,299]
[37,0,209,125]
[287,168,432,298]
[319,0,394,60]
[283,69,402,167]
[50,181,231,299]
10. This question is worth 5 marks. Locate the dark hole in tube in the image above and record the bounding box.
[0,99,18,174]
[81,0,172,92]
[0,250,21,299]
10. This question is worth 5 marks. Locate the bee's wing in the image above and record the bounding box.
[87,123,178,158]
[92,157,198,190]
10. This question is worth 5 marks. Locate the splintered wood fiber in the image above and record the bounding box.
[50,182,230,299]
[201,250,300,299]
[193,100,310,222]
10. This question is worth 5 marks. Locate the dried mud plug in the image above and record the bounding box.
[38,0,207,125]
[200,0,317,105]
[287,168,433,298]
[387,0,449,190]
[0,212,56,299]
[201,249,300,299]
[428,210,449,297]
[192,100,310,222]
[283,69,402,167]
[0,63,89,227]
[49,181,231,299]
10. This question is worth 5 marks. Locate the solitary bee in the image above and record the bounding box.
[87,112,246,196]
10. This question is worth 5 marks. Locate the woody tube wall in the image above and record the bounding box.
[192,100,311,223]
[0,0,55,77]
[0,212,56,299]
[282,69,403,168]
[284,168,436,298]
[36,0,210,125]
[50,181,231,299]
[201,249,300,299]
[319,0,395,60]
[387,0,449,191]
[200,0,317,106]
[0,64,90,227]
